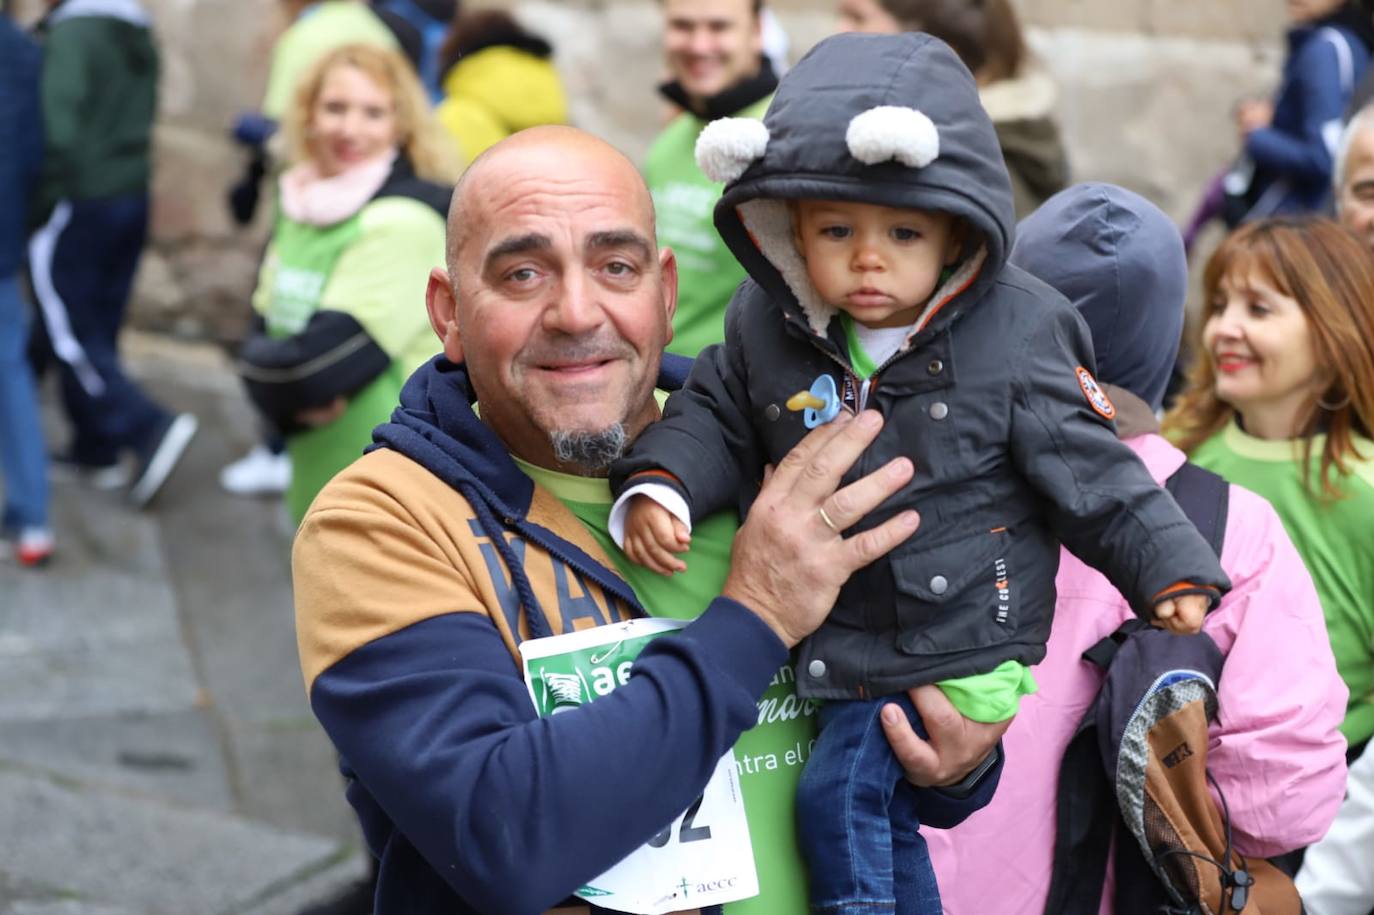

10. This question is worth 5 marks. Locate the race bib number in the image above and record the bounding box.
[520,618,759,914]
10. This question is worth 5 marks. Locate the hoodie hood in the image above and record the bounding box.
[703,32,1015,337]
[1010,183,1186,412]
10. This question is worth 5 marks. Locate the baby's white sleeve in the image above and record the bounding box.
[608,483,694,548]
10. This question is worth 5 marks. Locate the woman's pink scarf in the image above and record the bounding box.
[278,150,398,226]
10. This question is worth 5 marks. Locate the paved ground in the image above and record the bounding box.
[0,333,370,915]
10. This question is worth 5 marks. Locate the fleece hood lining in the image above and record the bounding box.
[735,197,987,339]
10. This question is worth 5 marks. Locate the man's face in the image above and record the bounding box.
[1339,125,1374,248]
[428,135,678,473]
[662,0,763,105]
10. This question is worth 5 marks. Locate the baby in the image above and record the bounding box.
[609,32,1230,914]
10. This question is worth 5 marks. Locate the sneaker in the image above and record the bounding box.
[129,413,199,508]
[219,444,291,496]
[15,527,55,567]
[49,454,131,490]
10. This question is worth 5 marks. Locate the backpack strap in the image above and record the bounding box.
[1165,462,1228,559]
[1044,617,1157,915]
[1043,717,1118,915]
[1082,617,1152,670]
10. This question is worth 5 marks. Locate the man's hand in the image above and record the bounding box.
[623,496,690,576]
[1153,593,1209,635]
[721,410,919,648]
[880,684,1011,788]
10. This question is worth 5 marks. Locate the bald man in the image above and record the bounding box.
[292,127,1006,915]
[1336,104,1374,248]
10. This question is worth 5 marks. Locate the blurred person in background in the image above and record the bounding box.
[835,0,1069,218]
[433,7,567,163]
[222,0,406,498]
[27,0,198,509]
[1335,101,1374,243]
[229,0,400,217]
[370,0,456,101]
[0,10,52,565]
[1289,128,1374,915]
[1343,0,1374,113]
[225,0,399,231]
[647,0,777,357]
[237,44,457,527]
[1176,4,1373,402]
[1219,0,1372,225]
[244,48,454,914]
[1164,217,1374,764]
[262,0,398,123]
[925,185,1349,913]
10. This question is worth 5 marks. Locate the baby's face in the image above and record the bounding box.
[792,199,960,329]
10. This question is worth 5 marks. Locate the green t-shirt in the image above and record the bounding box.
[1191,421,1374,745]
[644,97,772,359]
[513,455,814,914]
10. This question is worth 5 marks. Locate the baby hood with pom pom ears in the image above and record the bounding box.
[698,31,1016,338]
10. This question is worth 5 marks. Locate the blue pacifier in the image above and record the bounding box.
[786,374,842,429]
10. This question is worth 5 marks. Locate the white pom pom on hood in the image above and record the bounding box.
[694,117,771,185]
[845,106,940,169]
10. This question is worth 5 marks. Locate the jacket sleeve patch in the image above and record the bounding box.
[1076,366,1116,420]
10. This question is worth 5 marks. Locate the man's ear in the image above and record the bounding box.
[659,246,679,346]
[425,267,464,363]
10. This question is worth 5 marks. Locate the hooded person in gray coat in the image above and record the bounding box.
[608,32,1230,913]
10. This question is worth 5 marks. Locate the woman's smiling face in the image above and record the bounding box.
[308,63,398,177]
[1203,268,1322,434]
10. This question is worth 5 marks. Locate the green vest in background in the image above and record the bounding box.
[254,196,444,523]
[645,96,772,359]
[1191,422,1374,746]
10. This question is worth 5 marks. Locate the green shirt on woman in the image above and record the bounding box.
[1192,421,1374,746]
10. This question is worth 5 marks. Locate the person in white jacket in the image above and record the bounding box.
[1297,748,1374,915]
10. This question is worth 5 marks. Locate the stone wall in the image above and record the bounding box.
[12,0,1289,341]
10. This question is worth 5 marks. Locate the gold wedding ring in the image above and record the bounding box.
[818,505,841,534]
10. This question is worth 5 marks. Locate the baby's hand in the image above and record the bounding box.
[623,496,691,576]
[1152,593,1209,635]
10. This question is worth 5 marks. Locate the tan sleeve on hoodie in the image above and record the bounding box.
[293,448,635,694]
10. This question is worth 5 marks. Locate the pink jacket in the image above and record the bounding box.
[927,433,1349,915]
